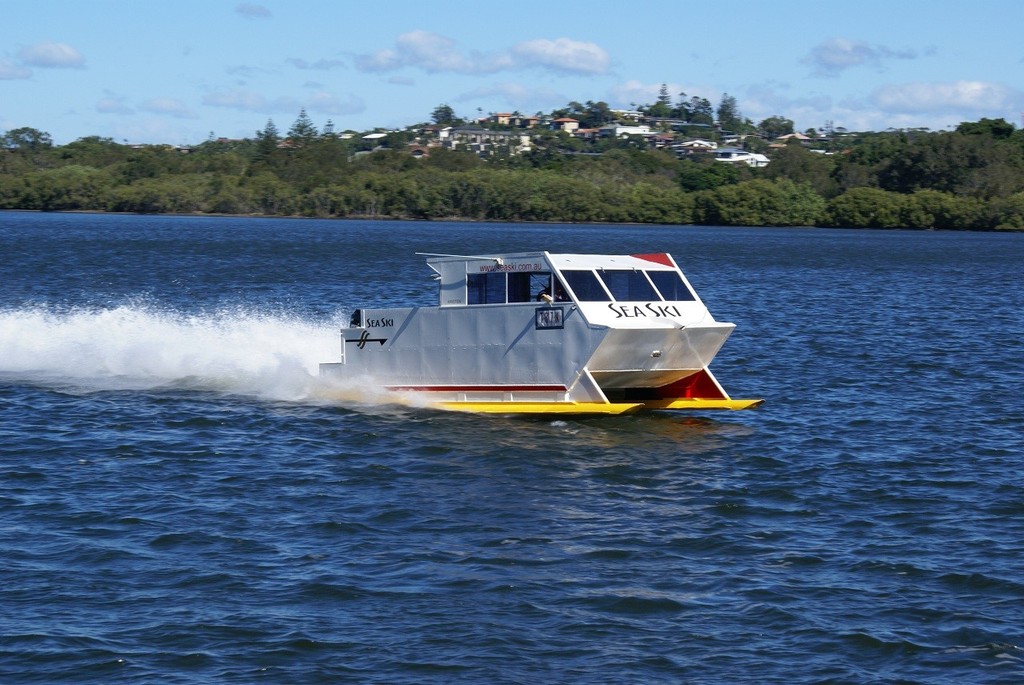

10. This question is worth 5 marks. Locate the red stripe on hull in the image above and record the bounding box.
[387,384,568,393]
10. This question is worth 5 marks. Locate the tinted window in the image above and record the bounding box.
[467,272,506,304]
[562,270,610,302]
[648,270,696,301]
[508,271,551,303]
[600,270,657,301]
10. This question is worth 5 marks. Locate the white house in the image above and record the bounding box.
[442,127,532,156]
[600,123,653,138]
[714,147,770,167]
[676,138,718,152]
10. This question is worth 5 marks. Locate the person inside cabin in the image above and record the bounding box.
[537,281,569,302]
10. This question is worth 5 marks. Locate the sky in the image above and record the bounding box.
[3,0,1024,145]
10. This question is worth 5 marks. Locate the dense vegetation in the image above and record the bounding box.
[2,114,1024,230]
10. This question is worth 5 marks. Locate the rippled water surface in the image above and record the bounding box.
[2,212,1023,684]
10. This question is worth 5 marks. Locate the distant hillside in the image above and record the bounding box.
[2,117,1023,230]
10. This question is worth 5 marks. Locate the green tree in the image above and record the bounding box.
[108,175,209,213]
[23,165,111,210]
[983,192,1024,230]
[678,159,742,192]
[2,127,53,152]
[716,93,742,131]
[288,109,318,145]
[956,117,1015,139]
[254,119,280,163]
[696,178,824,226]
[759,116,795,139]
[0,173,27,207]
[901,189,983,230]
[423,147,482,172]
[245,171,298,214]
[762,145,838,197]
[623,182,693,224]
[646,84,673,118]
[60,136,126,167]
[573,100,614,128]
[687,97,714,125]
[824,187,907,228]
[431,103,458,126]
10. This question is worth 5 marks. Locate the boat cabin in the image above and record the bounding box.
[424,251,700,310]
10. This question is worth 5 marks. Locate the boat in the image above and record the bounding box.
[319,251,762,415]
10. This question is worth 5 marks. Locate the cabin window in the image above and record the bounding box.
[600,269,658,301]
[467,272,506,304]
[648,270,696,301]
[508,272,553,303]
[562,270,611,302]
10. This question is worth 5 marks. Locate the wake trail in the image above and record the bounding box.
[0,304,358,403]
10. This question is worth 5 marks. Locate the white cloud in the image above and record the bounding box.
[511,38,609,75]
[96,95,134,114]
[355,48,401,73]
[805,37,917,76]
[354,31,610,76]
[356,30,480,73]
[203,88,294,113]
[303,91,365,116]
[872,81,1016,113]
[141,98,198,119]
[203,88,363,117]
[0,57,32,79]
[18,42,85,68]
[236,3,271,19]
[739,80,1023,134]
[455,83,564,112]
[287,57,345,71]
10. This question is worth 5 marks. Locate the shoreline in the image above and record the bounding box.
[1,208,1017,232]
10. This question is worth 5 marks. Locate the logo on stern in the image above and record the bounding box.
[347,329,387,348]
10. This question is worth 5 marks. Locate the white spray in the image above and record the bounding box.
[0,304,349,402]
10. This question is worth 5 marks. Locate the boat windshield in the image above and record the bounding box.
[648,270,696,301]
[561,270,611,302]
[561,268,696,302]
[600,270,658,301]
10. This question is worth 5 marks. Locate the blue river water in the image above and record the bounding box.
[1,211,1022,684]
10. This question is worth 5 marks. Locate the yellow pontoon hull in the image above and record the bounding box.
[436,397,763,415]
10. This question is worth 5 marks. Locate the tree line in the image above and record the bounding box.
[1,113,1023,230]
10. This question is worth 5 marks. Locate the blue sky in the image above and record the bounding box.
[3,0,1024,145]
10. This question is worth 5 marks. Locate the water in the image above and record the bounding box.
[2,211,1022,684]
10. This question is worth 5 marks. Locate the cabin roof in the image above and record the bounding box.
[423,251,678,272]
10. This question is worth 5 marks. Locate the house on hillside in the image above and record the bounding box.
[674,139,718,157]
[552,117,580,133]
[651,133,676,148]
[443,127,532,156]
[572,127,602,141]
[775,132,811,144]
[678,138,718,151]
[714,147,770,167]
[491,113,541,128]
[600,123,653,139]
